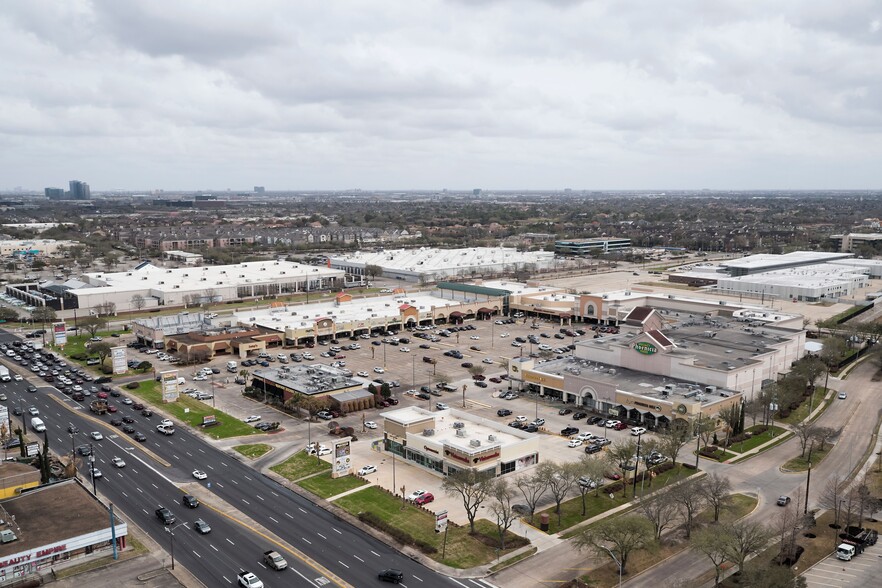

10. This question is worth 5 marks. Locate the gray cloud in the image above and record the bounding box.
[0,0,880,190]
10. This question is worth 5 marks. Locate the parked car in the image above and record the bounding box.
[414,492,435,506]
[561,426,579,436]
[559,408,573,415]
[572,412,588,420]
[358,465,378,476]
[631,426,647,436]
[777,496,791,506]
[497,409,512,417]
[584,444,603,454]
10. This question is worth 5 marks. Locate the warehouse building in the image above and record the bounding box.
[5,260,344,312]
[554,238,631,256]
[719,251,853,277]
[328,247,556,283]
[715,263,870,302]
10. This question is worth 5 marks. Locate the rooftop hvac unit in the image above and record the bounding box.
[452,421,465,429]
[456,429,467,437]
[469,439,481,447]
[488,435,496,442]
[608,368,616,375]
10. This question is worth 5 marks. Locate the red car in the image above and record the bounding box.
[613,422,628,431]
[107,405,118,413]
[472,375,486,381]
[489,377,502,383]
[97,392,109,399]
[414,493,434,506]
[605,472,622,481]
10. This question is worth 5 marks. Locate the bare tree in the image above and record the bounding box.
[130,294,146,311]
[657,421,691,468]
[720,519,772,575]
[793,421,817,458]
[810,426,838,452]
[793,356,826,391]
[638,493,681,540]
[31,306,57,329]
[605,439,638,496]
[547,462,581,525]
[202,288,217,308]
[441,469,496,534]
[81,316,107,338]
[578,456,608,504]
[718,404,741,442]
[670,478,707,539]
[693,527,731,587]
[91,342,113,365]
[515,462,553,523]
[743,397,764,428]
[96,301,116,316]
[818,474,847,527]
[573,515,654,576]
[699,473,732,523]
[487,479,518,550]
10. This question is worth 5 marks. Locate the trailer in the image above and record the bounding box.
[89,399,108,415]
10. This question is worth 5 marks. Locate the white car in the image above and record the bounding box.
[577,432,594,441]
[436,402,450,410]
[111,457,126,468]
[358,465,377,476]
[605,420,621,428]
[121,397,133,405]
[482,358,493,364]
[238,572,264,588]
[357,371,369,377]
[568,439,583,448]
[515,415,528,422]
[511,342,523,347]
[364,421,377,429]
[630,427,647,436]
[12,374,22,381]
[499,332,510,338]
[159,419,173,428]
[193,374,207,381]
[317,447,331,456]
[192,470,208,480]
[407,489,427,502]
[90,431,104,441]
[243,415,261,423]
[373,367,385,374]
[470,335,480,340]
[399,347,410,353]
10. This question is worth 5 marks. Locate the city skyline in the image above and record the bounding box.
[1,1,880,191]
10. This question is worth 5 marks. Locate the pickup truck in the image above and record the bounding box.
[237,571,264,588]
[263,550,288,570]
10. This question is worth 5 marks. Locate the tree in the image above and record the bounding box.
[670,478,706,539]
[0,307,19,322]
[91,342,113,365]
[605,440,638,496]
[693,527,731,587]
[574,515,654,575]
[657,421,691,468]
[819,336,848,373]
[695,417,716,452]
[515,462,553,522]
[81,316,107,338]
[718,403,742,442]
[31,306,57,327]
[638,493,681,540]
[743,397,764,428]
[738,560,806,588]
[487,479,518,550]
[467,365,485,378]
[96,301,116,316]
[793,356,826,391]
[130,294,146,311]
[202,288,218,308]
[380,383,392,399]
[364,264,384,281]
[720,519,772,576]
[793,421,816,458]
[810,426,838,452]
[441,469,496,534]
[699,473,731,523]
[579,455,608,505]
[818,474,847,527]
[548,462,581,525]
[136,360,152,372]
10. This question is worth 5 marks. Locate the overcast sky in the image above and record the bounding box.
[1,1,880,191]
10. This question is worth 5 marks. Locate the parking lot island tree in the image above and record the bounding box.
[441,469,496,534]
[515,462,553,523]
[700,473,732,523]
[574,515,654,576]
[657,421,691,468]
[487,479,518,550]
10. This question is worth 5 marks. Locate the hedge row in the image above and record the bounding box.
[357,511,438,554]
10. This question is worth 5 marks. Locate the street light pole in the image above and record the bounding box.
[632,432,643,498]
[805,441,814,515]
[89,442,96,495]
[694,412,702,469]
[600,545,623,588]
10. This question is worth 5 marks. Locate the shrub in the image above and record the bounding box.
[70,352,88,361]
[125,382,140,390]
[777,409,791,418]
[788,402,801,411]
[750,425,769,435]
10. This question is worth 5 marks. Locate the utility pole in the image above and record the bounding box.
[632,431,643,498]
[694,412,702,469]
[805,441,814,515]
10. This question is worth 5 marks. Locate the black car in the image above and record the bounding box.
[122,416,135,424]
[110,418,123,427]
[559,408,573,415]
[572,412,588,420]
[416,392,431,400]
[133,432,147,442]
[378,569,404,584]
[523,424,539,433]
[155,507,175,525]
[587,416,604,425]
[561,426,579,436]
[122,425,135,434]
[497,409,512,417]
[12,407,22,416]
[584,444,603,454]
[142,409,153,417]
[182,494,200,508]
[77,445,91,456]
[474,381,488,388]
[27,385,37,393]
[67,424,79,434]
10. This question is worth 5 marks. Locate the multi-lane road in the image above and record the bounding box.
[1,331,495,588]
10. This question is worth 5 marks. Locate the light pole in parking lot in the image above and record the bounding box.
[632,431,643,498]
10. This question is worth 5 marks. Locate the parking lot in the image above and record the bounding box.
[803,540,882,587]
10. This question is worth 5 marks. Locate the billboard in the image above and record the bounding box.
[434,510,448,533]
[331,437,353,479]
[111,346,127,375]
[25,442,40,458]
[160,370,180,403]
[52,322,67,346]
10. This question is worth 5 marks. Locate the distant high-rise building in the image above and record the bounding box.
[69,180,91,200]
[472,188,482,196]
[253,186,265,193]
[44,187,65,200]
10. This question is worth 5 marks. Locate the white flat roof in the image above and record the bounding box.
[72,260,343,295]
[238,292,478,330]
[330,247,555,273]
[721,251,852,270]
[382,406,530,452]
[478,280,566,296]
[717,263,867,287]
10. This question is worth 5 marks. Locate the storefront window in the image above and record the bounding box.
[500,461,516,475]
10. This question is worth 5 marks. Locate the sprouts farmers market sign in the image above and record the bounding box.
[633,342,658,355]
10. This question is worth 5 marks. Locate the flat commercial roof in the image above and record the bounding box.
[71,260,343,295]
[382,407,531,451]
[717,263,867,288]
[0,480,121,559]
[330,247,555,273]
[479,280,567,297]
[239,292,484,331]
[720,251,852,271]
[253,364,360,396]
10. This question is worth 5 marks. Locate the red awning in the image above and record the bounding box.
[450,311,464,317]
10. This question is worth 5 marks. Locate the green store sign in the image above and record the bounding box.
[634,342,657,355]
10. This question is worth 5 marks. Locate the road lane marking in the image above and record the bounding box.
[244,475,253,480]
[271,491,279,497]
[353,555,364,563]
[136,487,143,493]
[337,561,349,569]
[192,550,201,558]
[210,544,218,552]
[285,512,294,519]
[186,451,193,457]
[370,551,381,557]
[332,528,341,535]
[207,464,214,470]
[151,483,158,489]
[231,479,238,485]
[299,507,307,513]
[316,532,327,540]
[172,454,179,460]
[413,575,423,582]
[302,537,312,544]
[222,576,231,584]
[242,499,250,505]
[226,538,235,545]
[289,566,318,586]
[215,482,224,488]
[256,494,264,501]
[221,461,228,467]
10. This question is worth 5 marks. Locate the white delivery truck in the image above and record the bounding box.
[0,366,10,382]
[226,361,238,372]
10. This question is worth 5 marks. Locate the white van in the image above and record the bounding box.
[226,361,238,372]
[177,376,186,385]
[31,417,46,433]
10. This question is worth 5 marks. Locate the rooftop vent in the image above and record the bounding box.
[456,429,467,437]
